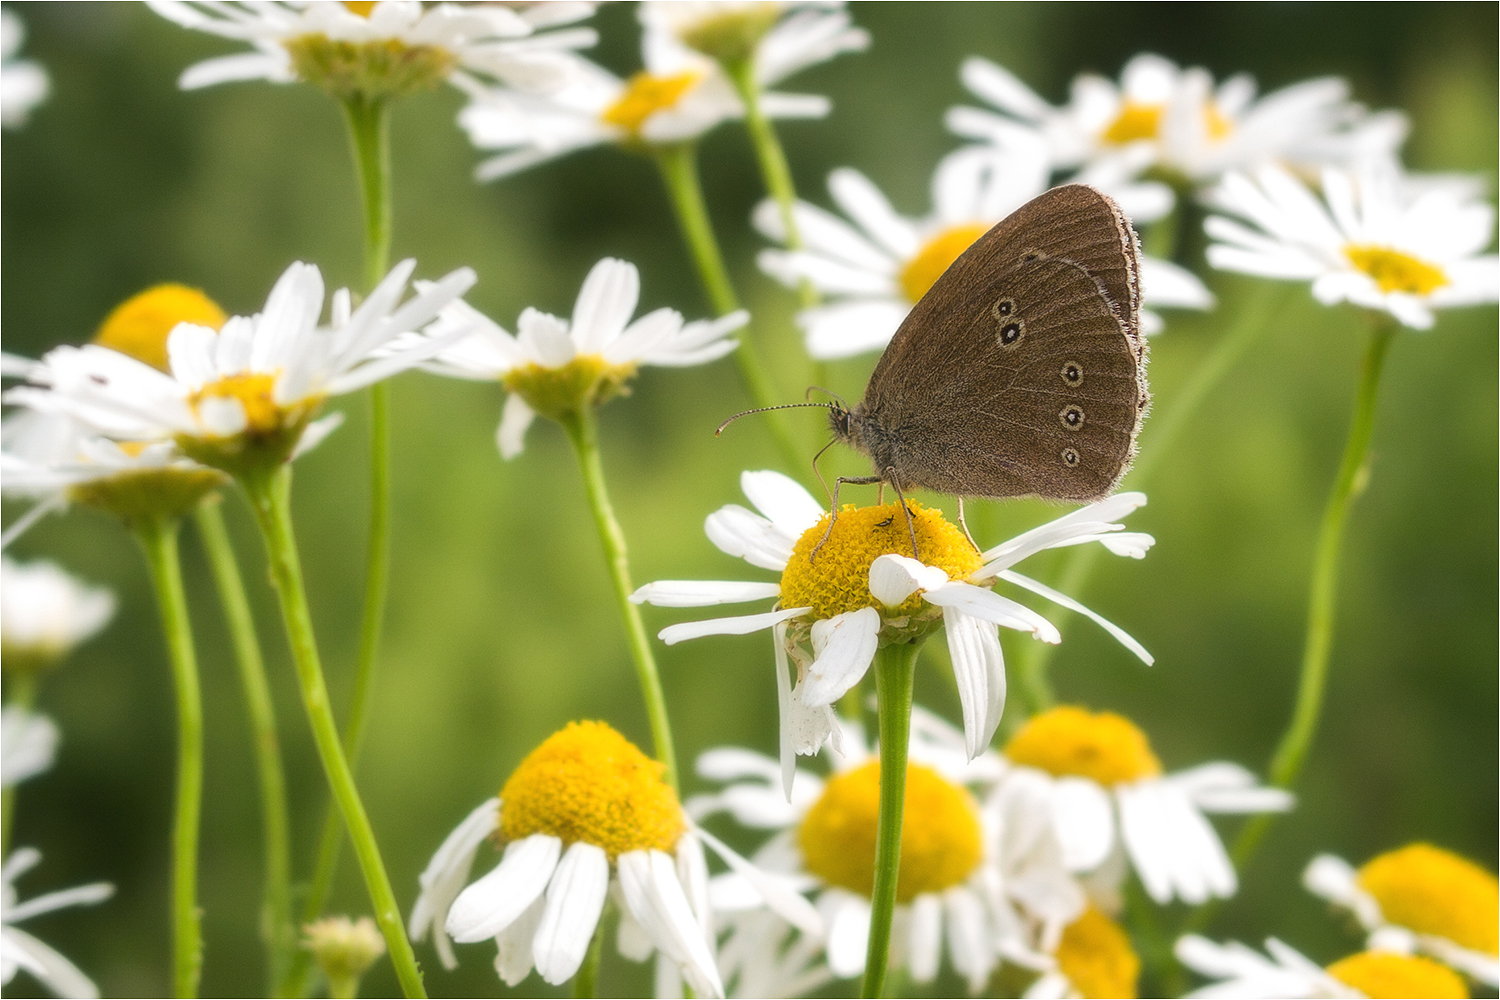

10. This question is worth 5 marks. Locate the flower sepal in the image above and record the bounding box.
[502,355,638,424]
[66,464,227,527]
[172,400,320,483]
[677,6,782,68]
[284,33,457,103]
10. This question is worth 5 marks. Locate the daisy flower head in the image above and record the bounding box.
[0,557,114,675]
[1206,162,1499,329]
[1000,705,1293,907]
[1023,906,1140,1000]
[2,847,114,1000]
[408,720,819,997]
[148,0,599,102]
[755,143,1212,359]
[949,52,1407,185]
[1,706,59,788]
[1175,935,1470,999]
[632,470,1155,785]
[694,708,1084,992]
[1,8,48,129]
[303,915,385,1000]
[409,257,745,458]
[1304,843,1499,987]
[639,2,868,78]
[5,260,476,479]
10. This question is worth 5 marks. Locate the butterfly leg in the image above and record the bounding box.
[956,496,981,554]
[811,475,883,561]
[885,471,920,560]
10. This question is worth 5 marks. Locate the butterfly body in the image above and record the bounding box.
[832,183,1148,504]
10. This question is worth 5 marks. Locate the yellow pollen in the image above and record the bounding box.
[1054,907,1140,999]
[601,71,703,136]
[189,372,283,437]
[1204,101,1233,140]
[498,721,683,860]
[94,284,227,373]
[1345,244,1449,296]
[1005,706,1162,785]
[899,224,990,303]
[1102,101,1163,144]
[1357,843,1499,956]
[342,1,376,15]
[797,760,983,902]
[1326,951,1468,999]
[779,502,982,622]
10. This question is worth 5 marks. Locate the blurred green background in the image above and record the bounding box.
[2,2,1495,996]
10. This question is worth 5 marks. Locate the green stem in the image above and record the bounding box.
[0,672,39,857]
[136,516,204,998]
[860,641,920,999]
[651,142,803,471]
[194,502,293,993]
[560,407,678,791]
[342,96,392,289]
[242,467,426,999]
[571,914,606,999]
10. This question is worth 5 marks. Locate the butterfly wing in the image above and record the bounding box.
[854,184,1146,502]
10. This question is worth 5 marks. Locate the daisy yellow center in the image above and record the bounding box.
[1055,907,1140,999]
[94,284,227,373]
[797,760,983,903]
[1102,101,1163,144]
[899,224,990,303]
[1344,244,1449,296]
[498,721,683,860]
[601,71,703,136]
[1004,706,1162,785]
[1325,951,1468,999]
[501,355,638,422]
[1203,101,1233,140]
[779,502,983,621]
[342,1,376,15]
[190,372,284,436]
[1357,843,1499,955]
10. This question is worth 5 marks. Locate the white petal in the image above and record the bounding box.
[945,607,1005,759]
[571,258,640,353]
[493,895,545,986]
[945,886,995,992]
[997,569,1152,665]
[630,580,780,608]
[868,553,948,607]
[800,607,881,707]
[923,581,1060,642]
[446,834,561,943]
[740,470,825,537]
[496,393,535,460]
[908,893,942,983]
[1,925,101,999]
[533,842,610,984]
[658,606,809,645]
[824,894,871,978]
[1050,777,1115,872]
[617,850,724,999]
[704,504,794,571]
[691,822,823,937]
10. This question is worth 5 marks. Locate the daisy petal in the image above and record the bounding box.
[800,607,881,708]
[631,581,781,607]
[532,842,610,985]
[658,607,810,645]
[998,569,1152,664]
[447,834,561,943]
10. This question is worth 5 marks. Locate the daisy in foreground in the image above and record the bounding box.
[409,721,820,997]
[1000,706,1293,906]
[755,144,1213,359]
[1205,163,1499,329]
[695,709,1085,992]
[632,471,1155,780]
[1304,843,1498,987]
[2,847,114,999]
[409,256,745,457]
[1175,935,1469,999]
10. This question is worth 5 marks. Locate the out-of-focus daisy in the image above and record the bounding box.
[455,4,841,181]
[147,0,598,100]
[5,260,475,477]
[0,9,48,128]
[633,471,1153,781]
[408,721,819,997]
[695,709,1084,992]
[1176,935,1470,999]
[1000,706,1292,906]
[755,146,1212,358]
[1304,844,1498,986]
[408,257,744,457]
[1024,906,1140,1000]
[949,53,1406,184]
[304,915,385,1000]
[640,1,867,75]
[0,557,114,674]
[1,706,59,788]
[1205,163,1499,329]
[2,847,114,1000]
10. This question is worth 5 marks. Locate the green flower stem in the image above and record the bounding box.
[571,914,606,999]
[135,516,204,999]
[0,671,39,861]
[1010,285,1287,715]
[193,501,293,992]
[242,467,426,999]
[560,406,678,791]
[342,95,392,289]
[861,640,921,999]
[652,142,803,472]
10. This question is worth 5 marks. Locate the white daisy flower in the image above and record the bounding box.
[949,52,1407,184]
[999,705,1292,907]
[755,144,1213,359]
[1303,844,1499,987]
[4,259,476,476]
[2,847,114,1000]
[633,470,1154,784]
[694,708,1085,992]
[408,721,820,998]
[1175,935,1471,999]
[0,9,48,128]
[1023,905,1141,1000]
[409,256,745,458]
[0,556,114,670]
[1,706,59,788]
[147,0,599,98]
[1205,163,1499,330]
[455,5,839,181]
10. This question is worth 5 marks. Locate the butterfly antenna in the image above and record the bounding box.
[715,401,835,437]
[805,386,850,409]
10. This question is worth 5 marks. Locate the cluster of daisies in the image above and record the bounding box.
[1,2,1496,999]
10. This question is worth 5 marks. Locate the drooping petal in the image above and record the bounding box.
[532,842,610,984]
[800,607,881,708]
[496,393,536,460]
[658,606,810,645]
[907,892,942,983]
[616,850,725,999]
[446,834,561,943]
[691,822,823,937]
[998,569,1152,665]
[944,607,1005,759]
